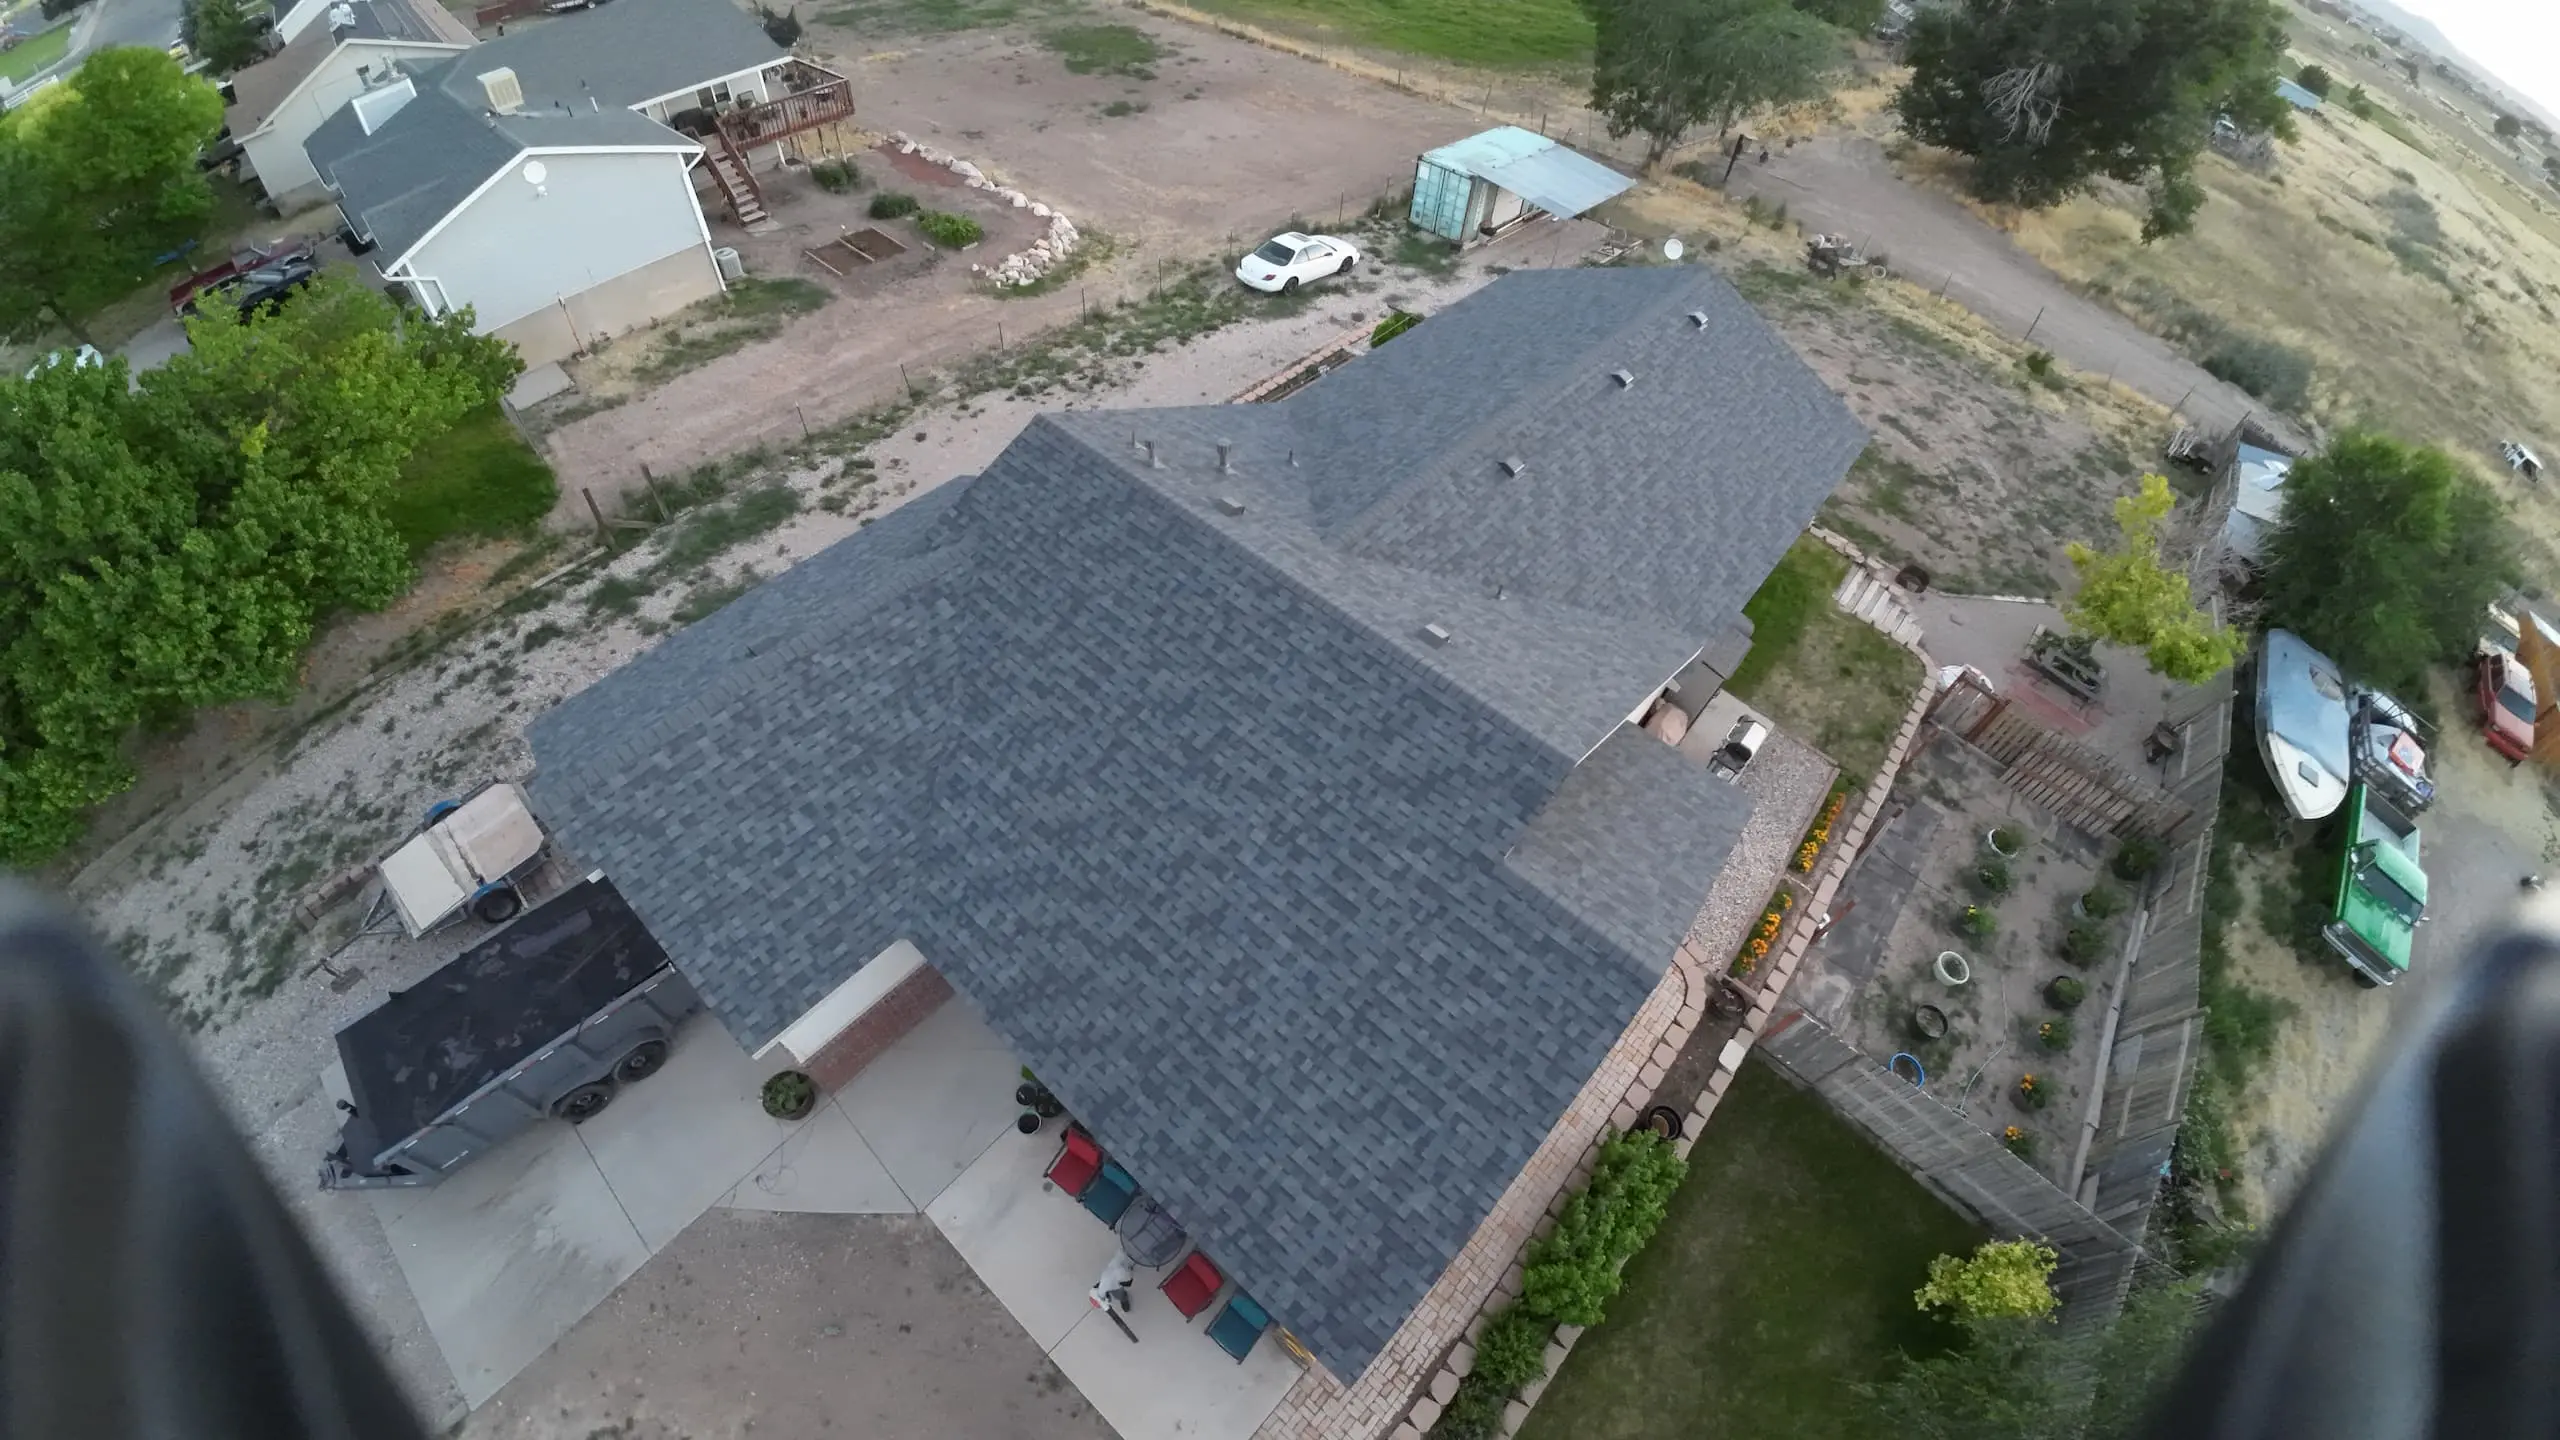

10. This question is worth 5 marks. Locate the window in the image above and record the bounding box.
[696,80,734,108]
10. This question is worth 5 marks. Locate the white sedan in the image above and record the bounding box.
[1235,232,1361,293]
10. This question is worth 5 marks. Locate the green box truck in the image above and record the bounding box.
[2323,781,2427,987]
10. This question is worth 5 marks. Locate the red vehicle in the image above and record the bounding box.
[168,238,315,315]
[2475,648,2537,764]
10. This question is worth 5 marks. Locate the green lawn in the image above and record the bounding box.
[1726,536,1921,780]
[1519,1060,1983,1440]
[385,406,559,556]
[1187,0,1591,66]
[0,21,70,84]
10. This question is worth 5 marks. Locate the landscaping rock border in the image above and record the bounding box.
[885,131,1083,288]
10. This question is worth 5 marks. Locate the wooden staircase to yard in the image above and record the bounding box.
[702,58,858,228]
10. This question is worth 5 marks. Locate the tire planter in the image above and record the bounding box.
[1635,1105,1685,1141]
[761,1069,818,1121]
[1934,951,1971,987]
[1911,1002,1949,1039]
[1887,1052,1927,1087]
[1015,1111,1043,1134]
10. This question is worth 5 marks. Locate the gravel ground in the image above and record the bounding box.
[60,235,1558,1425]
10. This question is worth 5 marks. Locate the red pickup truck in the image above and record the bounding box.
[2476,647,2537,764]
[168,238,316,315]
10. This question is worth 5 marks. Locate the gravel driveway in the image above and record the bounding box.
[1726,135,2312,454]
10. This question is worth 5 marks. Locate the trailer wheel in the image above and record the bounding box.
[471,886,523,924]
[614,1039,670,1084]
[553,1082,616,1123]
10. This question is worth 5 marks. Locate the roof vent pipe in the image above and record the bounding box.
[1215,495,1246,516]
[1141,440,1161,469]
[1420,622,1453,648]
[1217,440,1235,473]
[1497,457,1526,478]
[1611,369,1636,388]
[1688,310,1710,329]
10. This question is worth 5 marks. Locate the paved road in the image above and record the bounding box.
[79,0,182,59]
[1727,135,2312,455]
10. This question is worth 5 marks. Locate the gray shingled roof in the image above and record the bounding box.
[308,55,697,265]
[526,266,1862,1378]
[449,0,784,109]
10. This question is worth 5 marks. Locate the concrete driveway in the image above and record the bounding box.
[356,989,1304,1440]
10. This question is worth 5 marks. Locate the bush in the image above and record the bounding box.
[916,210,983,248]
[2078,885,2125,920]
[758,1,800,46]
[2112,837,2165,882]
[1959,905,1998,941]
[2000,1125,2036,1159]
[2200,335,2313,413]
[2295,62,2332,97]
[1521,1132,1687,1327]
[2038,1016,2074,1051]
[1470,1305,1552,1393]
[810,159,860,193]
[2060,922,2107,967]
[2046,975,2086,1009]
[2016,1072,2050,1109]
[869,190,920,220]
[1974,858,2014,896]
[1915,1239,2059,1320]
[1990,824,2027,854]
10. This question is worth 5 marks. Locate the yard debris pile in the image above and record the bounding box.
[886,131,1083,287]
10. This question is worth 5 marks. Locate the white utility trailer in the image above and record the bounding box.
[367,781,549,937]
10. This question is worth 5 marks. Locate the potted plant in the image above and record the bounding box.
[2001,1125,2035,1158]
[1985,824,2027,858]
[1974,857,2014,896]
[2060,921,2106,967]
[2111,836,2165,883]
[2038,1016,2074,1051]
[2046,975,2086,1010]
[762,1069,818,1120]
[2015,1072,2049,1110]
[2074,885,2125,921]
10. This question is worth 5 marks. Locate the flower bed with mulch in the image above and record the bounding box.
[1793,776,1854,874]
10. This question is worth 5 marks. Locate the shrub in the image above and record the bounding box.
[810,158,860,193]
[2200,335,2313,413]
[869,190,921,220]
[2046,975,2086,1009]
[2038,1016,2074,1050]
[2016,1072,2050,1109]
[1974,858,2014,896]
[2112,836,2165,882]
[2295,62,2332,98]
[1914,1239,2059,1320]
[916,210,984,248]
[2000,1125,2036,1159]
[1960,905,1998,941]
[758,2,800,46]
[2020,350,2055,379]
[2060,922,2107,967]
[1520,1132,1687,1327]
[2079,885,2125,919]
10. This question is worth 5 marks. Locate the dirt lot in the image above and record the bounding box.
[461,1211,1114,1440]
[532,1,1475,510]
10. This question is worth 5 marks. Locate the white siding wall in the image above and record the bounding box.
[401,148,710,333]
[635,65,772,124]
[254,40,463,200]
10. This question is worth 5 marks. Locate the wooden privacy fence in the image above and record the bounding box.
[1757,1010,2160,1335]
[1929,677,2195,840]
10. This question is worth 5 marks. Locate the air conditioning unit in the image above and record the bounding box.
[477,66,523,114]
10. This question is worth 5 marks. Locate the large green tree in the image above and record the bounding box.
[182,0,272,76]
[0,279,517,863]
[1859,1281,2205,1440]
[1893,0,2293,239]
[2259,431,2517,698]
[1582,0,1842,168]
[0,48,224,343]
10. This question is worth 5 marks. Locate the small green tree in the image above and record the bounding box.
[183,0,272,75]
[2343,84,2374,118]
[2293,63,2331,98]
[1915,1238,2059,1320]
[2260,432,2517,697]
[1581,0,1841,169]
[1861,1281,2204,1440]
[2495,113,2523,141]
[2064,473,2242,684]
[0,49,225,343]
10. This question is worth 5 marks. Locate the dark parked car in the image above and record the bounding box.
[187,256,318,322]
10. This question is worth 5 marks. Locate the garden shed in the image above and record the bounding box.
[1408,126,1632,247]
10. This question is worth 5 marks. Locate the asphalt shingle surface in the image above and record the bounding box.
[527,267,1863,1377]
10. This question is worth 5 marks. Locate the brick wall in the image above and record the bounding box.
[800,963,954,1092]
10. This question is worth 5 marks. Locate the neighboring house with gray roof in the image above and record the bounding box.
[525,266,1867,1383]
[302,0,833,365]
[226,0,474,207]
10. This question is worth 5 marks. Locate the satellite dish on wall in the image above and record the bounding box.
[521,160,548,187]
[1662,236,1686,260]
